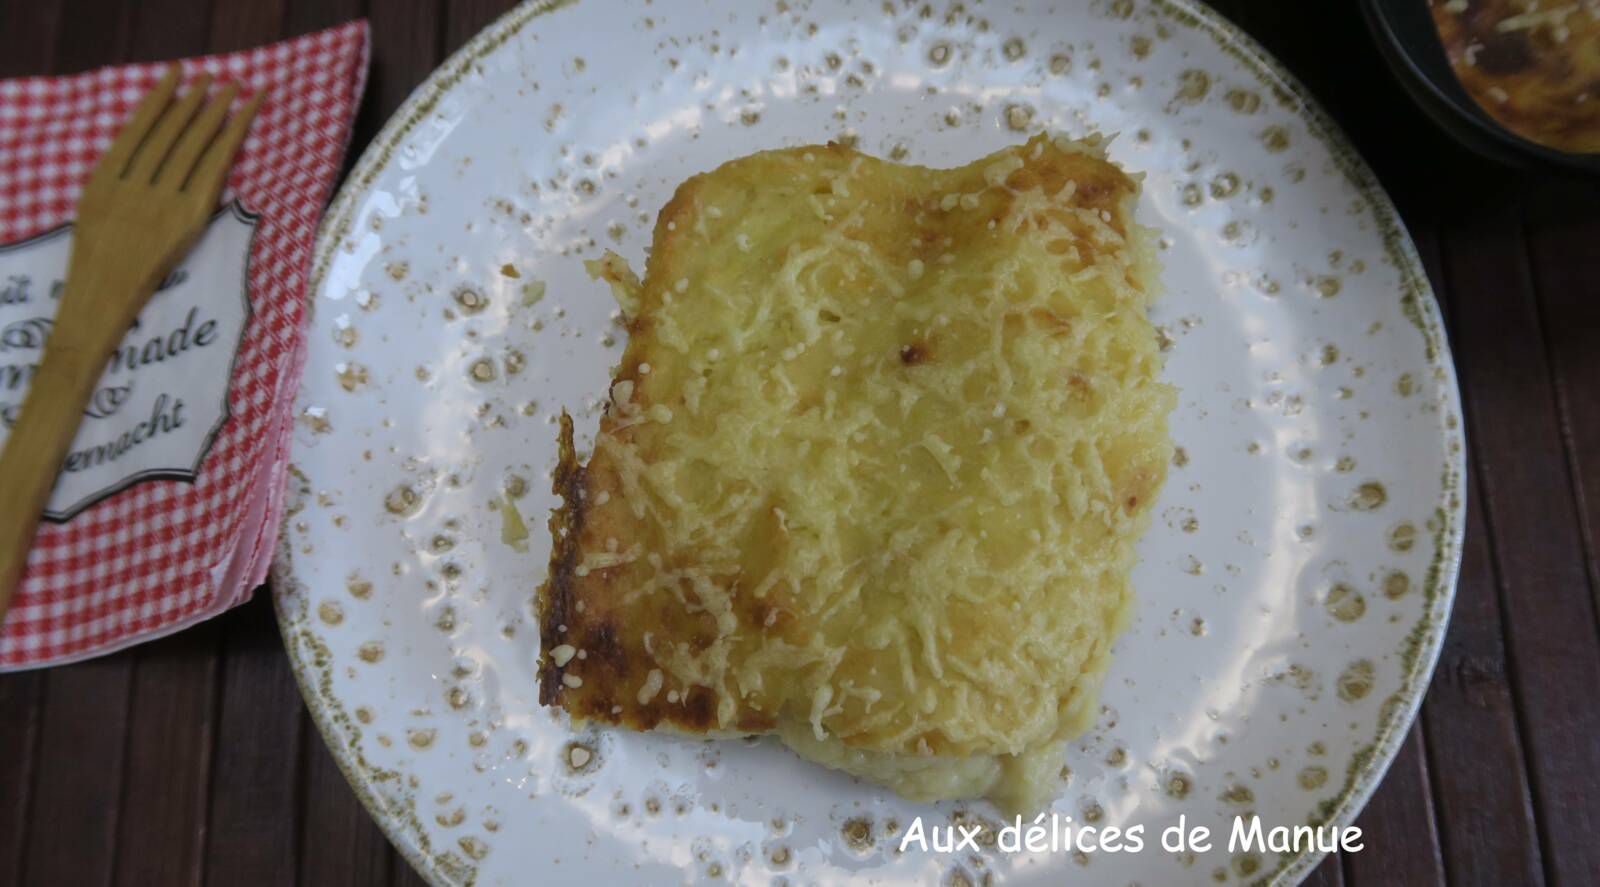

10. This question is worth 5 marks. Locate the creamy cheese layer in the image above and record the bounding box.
[538,133,1173,814]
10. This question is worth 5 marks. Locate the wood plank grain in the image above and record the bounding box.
[300,727,393,887]
[1402,221,1548,887]
[20,658,135,886]
[207,0,285,54]
[113,626,222,887]
[50,0,134,74]
[1423,474,1547,886]
[1519,176,1600,887]
[0,15,62,887]
[1523,177,1600,621]
[284,0,364,38]
[357,0,444,170]
[392,854,433,887]
[443,0,522,56]
[201,596,306,887]
[1302,853,1343,887]
[0,671,43,887]
[9,7,144,882]
[0,2,62,77]
[1442,195,1600,885]
[122,0,212,63]
[1345,726,1445,885]
[80,4,224,880]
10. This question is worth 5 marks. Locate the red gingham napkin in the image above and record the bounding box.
[0,22,370,669]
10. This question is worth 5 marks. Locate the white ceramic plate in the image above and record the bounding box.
[272,1,1465,884]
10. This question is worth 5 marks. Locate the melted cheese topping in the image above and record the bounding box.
[538,133,1173,813]
[1432,0,1600,153]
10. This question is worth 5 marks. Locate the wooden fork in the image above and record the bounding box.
[0,66,262,625]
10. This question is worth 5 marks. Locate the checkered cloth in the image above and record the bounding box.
[0,22,370,669]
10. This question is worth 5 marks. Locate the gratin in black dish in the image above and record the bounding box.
[1359,0,1600,175]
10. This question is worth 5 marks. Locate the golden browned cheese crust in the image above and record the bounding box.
[1431,0,1600,153]
[538,412,774,732]
[537,134,1172,807]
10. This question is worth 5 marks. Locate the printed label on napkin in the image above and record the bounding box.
[0,202,255,520]
[0,21,370,669]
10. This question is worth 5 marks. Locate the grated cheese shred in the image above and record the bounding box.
[538,134,1173,815]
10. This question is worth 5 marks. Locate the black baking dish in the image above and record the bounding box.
[1359,0,1600,175]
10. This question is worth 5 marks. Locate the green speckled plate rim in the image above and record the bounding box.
[269,1,1468,884]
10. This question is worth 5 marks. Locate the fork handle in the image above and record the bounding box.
[0,241,159,625]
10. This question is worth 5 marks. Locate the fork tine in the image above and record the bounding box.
[88,65,182,189]
[159,81,236,188]
[184,89,263,200]
[127,72,213,183]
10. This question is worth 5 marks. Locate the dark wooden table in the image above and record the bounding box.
[2,1,1597,885]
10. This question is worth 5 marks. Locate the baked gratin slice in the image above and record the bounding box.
[538,133,1174,814]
